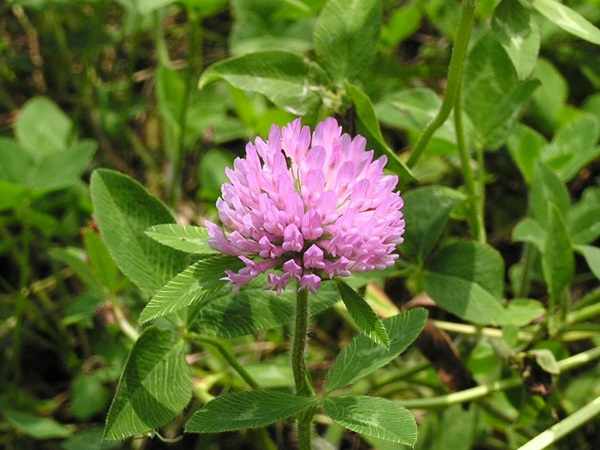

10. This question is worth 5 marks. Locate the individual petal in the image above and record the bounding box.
[204,220,240,255]
[301,210,323,240]
[267,272,291,293]
[303,244,325,270]
[283,259,303,279]
[282,223,304,252]
[300,274,321,293]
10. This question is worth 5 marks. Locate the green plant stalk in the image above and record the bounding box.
[407,0,476,168]
[454,82,485,242]
[111,300,140,341]
[398,377,522,409]
[475,144,487,242]
[397,346,600,409]
[191,334,258,389]
[567,302,600,325]
[517,395,600,450]
[187,334,277,450]
[572,287,600,311]
[292,288,314,450]
[518,243,535,298]
[168,15,203,205]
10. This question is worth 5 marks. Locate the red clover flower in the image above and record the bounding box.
[205,118,405,293]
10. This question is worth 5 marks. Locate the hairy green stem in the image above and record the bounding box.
[454,82,485,242]
[397,346,600,409]
[292,288,314,450]
[517,395,600,450]
[407,0,476,168]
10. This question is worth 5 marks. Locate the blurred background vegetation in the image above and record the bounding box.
[1,0,599,449]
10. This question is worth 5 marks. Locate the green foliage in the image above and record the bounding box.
[326,308,427,391]
[543,114,600,181]
[198,51,325,116]
[186,391,315,433]
[575,246,600,279]
[2,408,73,439]
[15,97,74,157]
[0,97,96,197]
[190,278,340,337]
[139,255,241,323]
[346,82,414,182]
[376,88,458,149]
[3,0,600,448]
[424,241,507,325]
[529,0,600,45]
[90,169,189,297]
[145,224,217,254]
[104,327,192,440]
[401,186,465,261]
[229,0,314,56]
[336,279,390,348]
[530,162,570,226]
[542,205,575,301]
[463,34,540,150]
[314,0,381,82]
[324,396,417,445]
[492,0,540,80]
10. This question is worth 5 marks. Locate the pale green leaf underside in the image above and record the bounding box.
[326,308,427,392]
[530,0,600,45]
[575,245,600,280]
[185,390,314,433]
[492,0,540,80]
[324,396,417,445]
[512,217,546,251]
[104,328,192,440]
[3,408,73,439]
[336,279,389,348]
[145,223,217,254]
[15,96,73,158]
[139,255,242,323]
[198,51,322,116]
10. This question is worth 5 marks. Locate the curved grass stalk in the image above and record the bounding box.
[517,395,600,450]
[396,346,600,409]
[407,0,476,168]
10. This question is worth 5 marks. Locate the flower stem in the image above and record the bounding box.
[292,287,314,449]
[454,81,485,242]
[517,395,600,450]
[406,0,476,168]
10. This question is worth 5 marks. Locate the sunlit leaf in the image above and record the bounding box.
[186,390,314,433]
[324,396,417,445]
[104,328,192,440]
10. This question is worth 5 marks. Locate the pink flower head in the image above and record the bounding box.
[205,118,405,293]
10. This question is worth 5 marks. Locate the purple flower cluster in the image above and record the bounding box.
[205,118,405,293]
